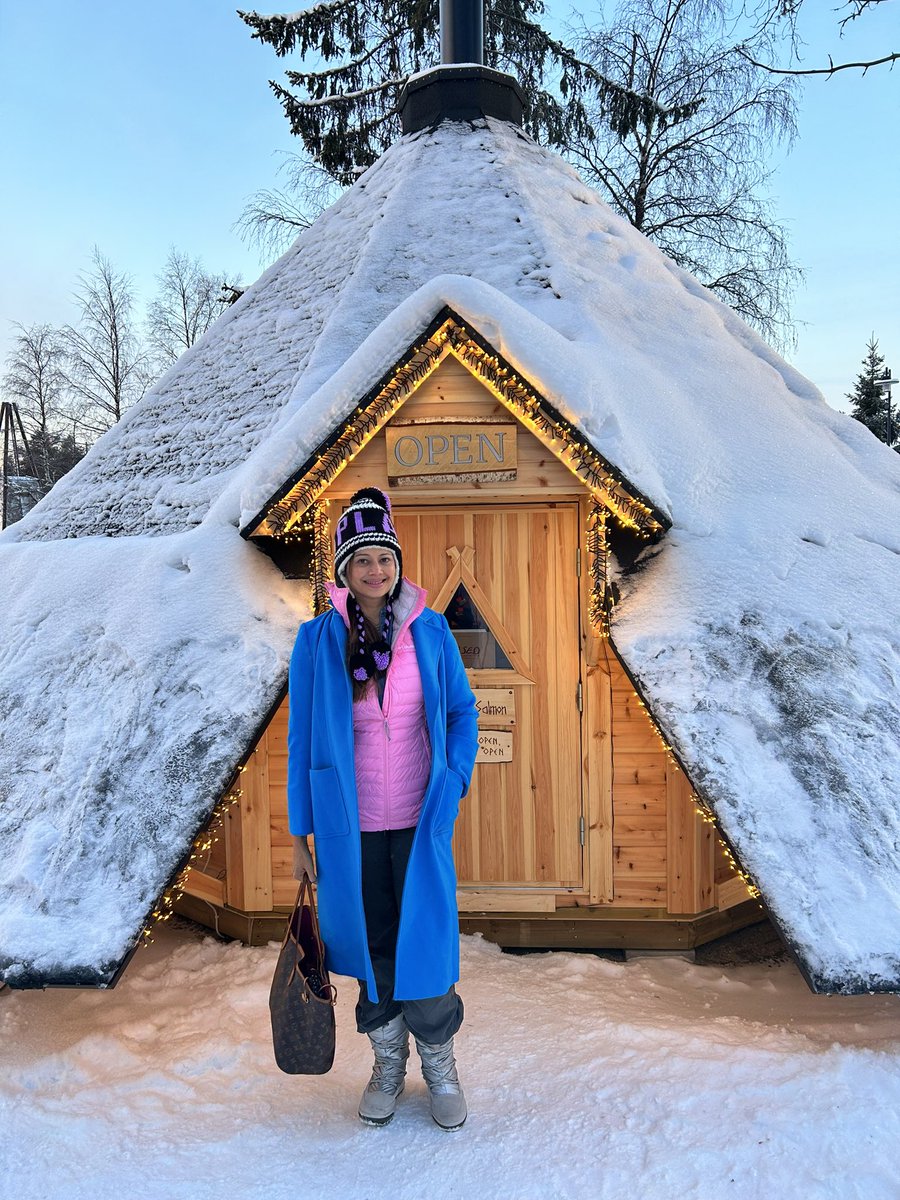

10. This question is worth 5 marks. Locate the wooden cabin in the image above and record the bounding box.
[177,329,760,952]
[5,55,897,996]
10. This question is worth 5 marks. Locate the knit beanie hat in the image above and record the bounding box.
[333,487,403,598]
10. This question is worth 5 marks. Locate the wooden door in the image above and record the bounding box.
[394,505,584,890]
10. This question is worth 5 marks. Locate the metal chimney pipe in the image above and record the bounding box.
[440,0,484,65]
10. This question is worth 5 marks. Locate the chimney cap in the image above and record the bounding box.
[398,65,526,134]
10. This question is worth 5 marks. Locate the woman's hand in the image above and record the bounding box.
[292,835,317,883]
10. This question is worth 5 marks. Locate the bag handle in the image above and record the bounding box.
[284,871,337,1006]
[294,870,315,914]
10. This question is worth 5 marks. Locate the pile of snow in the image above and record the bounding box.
[2,926,900,1200]
[0,523,307,983]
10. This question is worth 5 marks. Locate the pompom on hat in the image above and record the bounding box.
[333,487,403,599]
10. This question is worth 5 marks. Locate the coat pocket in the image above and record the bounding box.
[309,766,350,838]
[433,768,464,836]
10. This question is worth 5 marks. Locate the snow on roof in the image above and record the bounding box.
[2,117,899,991]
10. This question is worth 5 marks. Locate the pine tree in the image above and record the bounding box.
[26,428,88,486]
[847,335,898,449]
[239,0,697,185]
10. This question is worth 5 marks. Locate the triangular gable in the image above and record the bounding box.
[242,309,669,544]
[237,309,768,949]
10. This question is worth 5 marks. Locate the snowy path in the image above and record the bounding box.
[2,924,899,1200]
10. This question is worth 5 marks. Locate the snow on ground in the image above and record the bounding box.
[2,922,899,1200]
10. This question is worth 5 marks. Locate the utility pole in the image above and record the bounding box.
[0,400,41,530]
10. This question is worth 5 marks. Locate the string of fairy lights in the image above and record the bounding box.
[444,326,663,538]
[257,315,665,543]
[587,502,614,637]
[140,769,246,945]
[262,328,454,538]
[296,500,334,616]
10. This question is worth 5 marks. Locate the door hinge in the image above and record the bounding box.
[576,680,583,713]
[575,547,582,577]
[579,816,585,846]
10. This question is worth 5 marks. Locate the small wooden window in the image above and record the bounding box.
[443,582,514,671]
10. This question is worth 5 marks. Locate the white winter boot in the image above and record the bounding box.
[358,1013,410,1126]
[415,1036,467,1131]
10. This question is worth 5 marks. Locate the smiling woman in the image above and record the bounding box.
[287,486,479,1131]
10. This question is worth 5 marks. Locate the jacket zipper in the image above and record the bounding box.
[382,634,394,830]
[383,714,391,829]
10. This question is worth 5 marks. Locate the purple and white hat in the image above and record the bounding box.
[333,487,403,597]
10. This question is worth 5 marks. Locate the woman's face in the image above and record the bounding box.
[346,549,397,603]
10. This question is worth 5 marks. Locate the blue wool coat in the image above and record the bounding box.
[287,603,478,1003]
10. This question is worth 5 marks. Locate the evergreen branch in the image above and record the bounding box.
[275,76,406,108]
[493,7,700,128]
[284,35,395,85]
[238,2,357,56]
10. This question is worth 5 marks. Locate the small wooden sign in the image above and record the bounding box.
[473,688,516,727]
[386,423,517,478]
[476,730,513,763]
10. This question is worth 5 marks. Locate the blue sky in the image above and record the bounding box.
[1,0,896,412]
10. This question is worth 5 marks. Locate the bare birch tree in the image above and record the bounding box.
[740,0,898,75]
[146,248,237,366]
[237,154,341,258]
[570,0,800,346]
[63,247,149,434]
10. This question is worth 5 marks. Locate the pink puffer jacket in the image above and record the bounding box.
[327,579,433,831]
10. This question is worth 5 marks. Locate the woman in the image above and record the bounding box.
[287,487,479,1131]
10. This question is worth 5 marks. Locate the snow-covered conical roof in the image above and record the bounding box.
[2,117,899,991]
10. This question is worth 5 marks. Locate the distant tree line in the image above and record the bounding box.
[1,248,241,509]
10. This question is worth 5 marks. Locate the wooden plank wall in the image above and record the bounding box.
[212,642,733,917]
[224,743,274,912]
[186,680,742,919]
[603,650,720,913]
[715,840,752,910]
[667,761,715,914]
[266,703,295,909]
[607,655,669,907]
